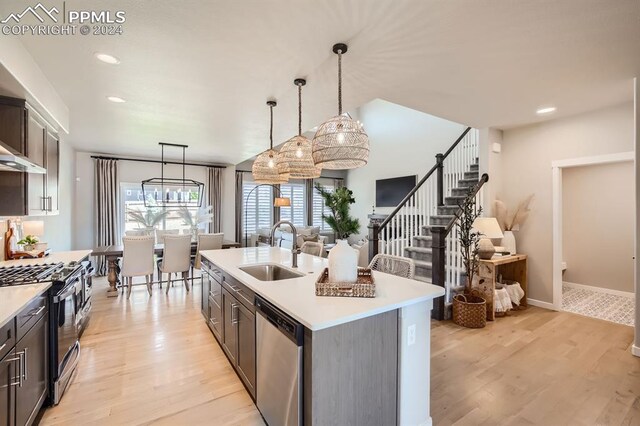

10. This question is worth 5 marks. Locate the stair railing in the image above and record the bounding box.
[431,173,488,319]
[368,127,476,260]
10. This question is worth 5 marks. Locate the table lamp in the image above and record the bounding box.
[472,217,504,259]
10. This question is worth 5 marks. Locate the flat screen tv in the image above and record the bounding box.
[376,175,417,207]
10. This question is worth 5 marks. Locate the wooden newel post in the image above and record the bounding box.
[430,226,447,320]
[368,223,380,263]
[436,153,444,207]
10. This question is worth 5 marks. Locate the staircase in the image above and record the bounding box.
[368,127,489,319]
[403,159,480,284]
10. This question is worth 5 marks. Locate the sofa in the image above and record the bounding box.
[250,226,328,249]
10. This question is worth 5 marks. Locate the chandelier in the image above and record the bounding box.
[141,143,204,208]
[277,79,322,179]
[252,100,289,184]
[312,43,369,169]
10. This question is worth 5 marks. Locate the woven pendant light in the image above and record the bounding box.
[252,100,289,184]
[312,43,369,170]
[277,79,322,179]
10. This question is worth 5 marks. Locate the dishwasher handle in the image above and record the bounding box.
[256,296,304,346]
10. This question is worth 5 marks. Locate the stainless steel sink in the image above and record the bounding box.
[239,264,305,281]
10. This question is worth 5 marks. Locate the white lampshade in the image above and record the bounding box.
[472,217,504,239]
[22,220,44,236]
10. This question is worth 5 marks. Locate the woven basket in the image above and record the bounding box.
[315,268,375,298]
[452,293,487,328]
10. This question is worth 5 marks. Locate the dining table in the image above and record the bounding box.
[92,240,241,297]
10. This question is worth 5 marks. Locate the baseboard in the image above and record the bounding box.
[632,344,640,358]
[563,281,634,298]
[527,298,556,311]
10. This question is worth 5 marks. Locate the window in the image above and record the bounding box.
[120,182,200,235]
[242,182,273,239]
[312,179,336,232]
[279,183,306,227]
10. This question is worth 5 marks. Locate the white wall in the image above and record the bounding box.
[562,162,634,292]
[346,99,467,240]
[74,151,235,250]
[501,101,635,303]
[634,78,639,358]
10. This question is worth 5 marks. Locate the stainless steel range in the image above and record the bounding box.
[0,260,93,405]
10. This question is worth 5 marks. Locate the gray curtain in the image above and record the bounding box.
[94,159,120,275]
[235,171,244,245]
[207,167,222,233]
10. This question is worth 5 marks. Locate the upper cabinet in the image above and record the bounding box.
[0,95,60,216]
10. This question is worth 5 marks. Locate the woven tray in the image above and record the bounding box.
[315,268,376,298]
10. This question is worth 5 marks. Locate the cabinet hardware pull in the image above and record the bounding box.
[14,350,25,387]
[29,305,45,317]
[0,342,6,352]
[23,347,28,381]
[231,303,239,324]
[5,356,20,387]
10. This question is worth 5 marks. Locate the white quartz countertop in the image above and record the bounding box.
[0,250,92,268]
[201,247,445,331]
[0,283,51,328]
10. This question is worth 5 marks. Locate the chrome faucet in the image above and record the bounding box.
[270,220,300,268]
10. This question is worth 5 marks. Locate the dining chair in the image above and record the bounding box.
[193,233,224,270]
[155,229,180,282]
[368,254,416,279]
[125,229,151,237]
[159,234,193,294]
[300,241,324,257]
[121,236,155,298]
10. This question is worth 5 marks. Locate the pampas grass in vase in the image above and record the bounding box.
[494,195,534,254]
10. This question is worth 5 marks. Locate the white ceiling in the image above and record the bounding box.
[1,0,638,164]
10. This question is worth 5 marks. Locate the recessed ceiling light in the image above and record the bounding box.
[107,96,126,103]
[536,106,557,115]
[95,53,120,64]
[5,162,16,166]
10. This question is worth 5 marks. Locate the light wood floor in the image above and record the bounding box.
[41,277,639,425]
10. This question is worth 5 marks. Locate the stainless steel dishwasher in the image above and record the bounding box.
[256,296,304,426]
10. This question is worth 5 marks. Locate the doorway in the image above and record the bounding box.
[552,152,635,326]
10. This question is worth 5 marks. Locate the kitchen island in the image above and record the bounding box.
[200,247,444,426]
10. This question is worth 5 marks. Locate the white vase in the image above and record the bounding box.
[501,231,516,255]
[328,239,358,283]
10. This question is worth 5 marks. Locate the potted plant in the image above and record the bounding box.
[314,183,361,282]
[177,205,213,239]
[452,186,487,328]
[18,234,38,251]
[127,208,168,234]
[314,184,360,240]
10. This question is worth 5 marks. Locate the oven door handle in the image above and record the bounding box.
[54,284,78,302]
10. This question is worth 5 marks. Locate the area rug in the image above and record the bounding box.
[562,284,635,327]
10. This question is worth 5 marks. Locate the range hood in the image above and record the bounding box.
[0,139,45,173]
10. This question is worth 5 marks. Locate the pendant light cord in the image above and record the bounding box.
[337,50,343,115]
[298,83,302,136]
[269,103,274,150]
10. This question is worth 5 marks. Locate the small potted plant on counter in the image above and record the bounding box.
[452,186,486,328]
[18,234,39,251]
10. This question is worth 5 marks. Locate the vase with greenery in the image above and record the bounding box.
[18,235,38,251]
[314,183,360,240]
[177,205,213,238]
[494,195,534,255]
[127,208,168,233]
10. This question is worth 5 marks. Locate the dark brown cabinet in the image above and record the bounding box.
[235,303,256,398]
[201,260,257,400]
[0,351,16,426]
[15,316,47,426]
[0,95,59,217]
[221,288,238,365]
[0,298,48,426]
